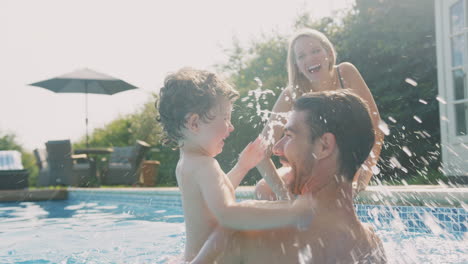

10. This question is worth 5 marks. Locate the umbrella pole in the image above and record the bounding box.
[85,81,89,148]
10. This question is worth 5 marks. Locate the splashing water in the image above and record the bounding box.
[242,84,290,146]
[298,244,312,264]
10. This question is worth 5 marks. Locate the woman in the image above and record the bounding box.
[256,28,384,199]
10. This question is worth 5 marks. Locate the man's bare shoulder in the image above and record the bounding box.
[357,223,387,263]
[218,227,299,264]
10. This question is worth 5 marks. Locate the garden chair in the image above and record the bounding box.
[34,148,50,187]
[0,150,29,190]
[41,140,94,187]
[101,140,150,185]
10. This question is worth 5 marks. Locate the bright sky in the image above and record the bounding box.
[0,0,352,151]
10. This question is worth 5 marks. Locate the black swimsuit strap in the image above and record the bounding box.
[336,66,345,89]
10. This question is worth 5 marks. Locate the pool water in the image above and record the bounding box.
[0,190,467,264]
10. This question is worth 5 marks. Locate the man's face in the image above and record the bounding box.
[273,110,317,193]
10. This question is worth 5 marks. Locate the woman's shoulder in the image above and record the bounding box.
[337,62,367,91]
[337,62,359,75]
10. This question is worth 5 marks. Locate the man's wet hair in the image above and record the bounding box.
[157,67,239,148]
[293,90,375,180]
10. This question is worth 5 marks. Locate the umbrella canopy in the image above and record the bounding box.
[30,68,138,147]
[30,68,138,94]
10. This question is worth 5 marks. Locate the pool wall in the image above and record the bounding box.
[69,185,468,237]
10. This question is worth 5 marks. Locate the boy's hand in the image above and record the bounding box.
[238,136,267,171]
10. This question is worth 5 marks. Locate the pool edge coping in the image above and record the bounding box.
[68,185,468,208]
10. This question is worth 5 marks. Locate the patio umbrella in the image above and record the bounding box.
[30,68,138,148]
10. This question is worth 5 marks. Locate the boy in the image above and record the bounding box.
[157,68,313,263]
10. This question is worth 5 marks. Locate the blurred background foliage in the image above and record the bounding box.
[3,0,441,187]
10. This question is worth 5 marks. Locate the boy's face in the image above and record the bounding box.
[197,99,234,157]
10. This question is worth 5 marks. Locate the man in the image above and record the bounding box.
[217,90,387,263]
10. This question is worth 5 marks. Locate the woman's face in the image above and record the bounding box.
[294,36,330,83]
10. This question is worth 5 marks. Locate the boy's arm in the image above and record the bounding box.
[227,137,265,189]
[198,158,312,230]
[226,164,249,189]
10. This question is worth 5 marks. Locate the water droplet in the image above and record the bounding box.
[298,244,312,264]
[418,99,428,104]
[413,116,422,123]
[389,157,402,168]
[378,120,390,135]
[423,213,443,235]
[402,146,412,157]
[436,96,447,104]
[405,78,418,86]
[371,166,380,175]
[254,77,263,87]
[440,115,449,122]
[388,116,397,123]
[422,131,431,138]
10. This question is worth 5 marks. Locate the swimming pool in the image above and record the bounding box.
[0,189,466,263]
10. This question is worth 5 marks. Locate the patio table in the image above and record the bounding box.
[74,148,114,155]
[74,148,114,184]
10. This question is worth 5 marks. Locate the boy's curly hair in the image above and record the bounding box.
[156,68,239,148]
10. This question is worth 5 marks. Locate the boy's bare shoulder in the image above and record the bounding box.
[178,155,221,179]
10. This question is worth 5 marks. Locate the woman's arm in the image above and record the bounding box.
[340,62,384,192]
[256,88,294,200]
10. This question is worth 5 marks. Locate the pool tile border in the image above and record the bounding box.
[0,189,67,202]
